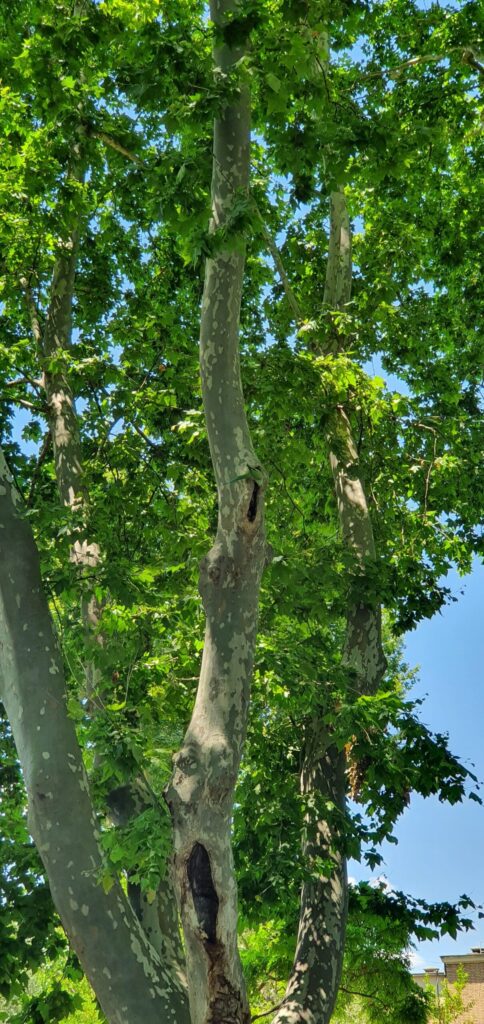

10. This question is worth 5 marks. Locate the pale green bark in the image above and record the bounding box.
[167,4,267,1023]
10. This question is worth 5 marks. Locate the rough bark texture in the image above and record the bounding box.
[273,732,347,1024]
[272,188,386,1024]
[167,4,266,1023]
[21,161,186,981]
[0,450,190,1024]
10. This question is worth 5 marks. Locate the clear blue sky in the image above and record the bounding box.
[350,559,484,969]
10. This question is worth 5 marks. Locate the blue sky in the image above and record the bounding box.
[350,558,484,969]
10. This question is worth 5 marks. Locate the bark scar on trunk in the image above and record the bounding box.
[187,842,219,944]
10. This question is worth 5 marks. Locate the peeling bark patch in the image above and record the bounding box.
[246,481,259,523]
[187,843,219,944]
[206,946,251,1024]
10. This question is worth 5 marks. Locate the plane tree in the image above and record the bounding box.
[0,1,482,1023]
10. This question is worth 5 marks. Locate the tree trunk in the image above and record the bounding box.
[0,450,190,1024]
[322,186,387,694]
[271,186,386,1024]
[166,4,267,1023]
[21,161,102,659]
[21,155,186,976]
[272,732,347,1024]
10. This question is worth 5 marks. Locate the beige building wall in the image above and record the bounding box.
[413,948,484,1024]
[442,950,484,1024]
[413,967,445,995]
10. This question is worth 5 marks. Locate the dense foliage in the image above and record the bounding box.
[0,0,482,1021]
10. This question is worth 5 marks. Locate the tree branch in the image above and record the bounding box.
[88,127,147,166]
[358,46,484,82]
[26,431,52,508]
[19,276,43,348]
[251,199,303,326]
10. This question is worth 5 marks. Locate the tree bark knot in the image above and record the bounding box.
[200,553,241,594]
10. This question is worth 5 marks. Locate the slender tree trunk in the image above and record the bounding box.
[322,191,352,329]
[272,187,386,1024]
[21,157,185,974]
[0,450,190,1024]
[167,4,267,1023]
[21,161,102,652]
[322,188,386,694]
[272,731,347,1024]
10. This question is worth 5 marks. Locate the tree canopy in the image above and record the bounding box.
[0,1,482,1023]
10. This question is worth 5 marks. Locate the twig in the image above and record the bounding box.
[340,985,390,1008]
[358,46,483,83]
[130,419,164,452]
[26,431,52,508]
[251,1002,282,1022]
[267,457,306,525]
[88,128,147,167]
[250,198,304,326]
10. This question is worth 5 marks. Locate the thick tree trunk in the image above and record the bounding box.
[167,4,266,1023]
[0,450,190,1024]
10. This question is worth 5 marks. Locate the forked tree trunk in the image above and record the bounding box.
[166,3,267,1023]
[0,450,190,1024]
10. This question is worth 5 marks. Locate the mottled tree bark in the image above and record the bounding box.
[166,4,267,1023]
[272,189,386,1024]
[0,450,190,1024]
[272,730,347,1024]
[21,155,185,977]
[21,160,102,658]
[107,782,186,981]
[323,189,386,695]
